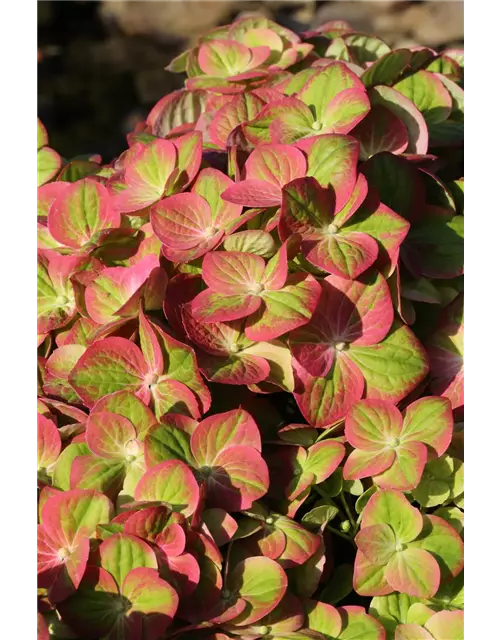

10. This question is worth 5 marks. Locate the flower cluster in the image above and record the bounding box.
[37,16,464,640]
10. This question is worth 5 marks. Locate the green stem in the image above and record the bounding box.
[314,485,334,503]
[326,525,356,546]
[313,485,351,527]
[340,491,356,530]
[314,485,347,518]
[355,512,363,533]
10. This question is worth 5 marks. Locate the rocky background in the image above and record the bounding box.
[38,1,464,163]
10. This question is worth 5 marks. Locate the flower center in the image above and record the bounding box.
[259,626,271,636]
[335,342,347,352]
[265,516,275,526]
[249,283,264,295]
[56,295,70,307]
[311,121,322,131]
[205,225,217,238]
[229,343,240,354]
[57,547,71,561]
[199,465,212,479]
[395,541,404,552]
[114,596,129,614]
[124,439,140,462]
[388,438,400,449]
[144,373,159,389]
[327,223,339,234]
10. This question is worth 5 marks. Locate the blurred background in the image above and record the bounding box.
[38,0,464,163]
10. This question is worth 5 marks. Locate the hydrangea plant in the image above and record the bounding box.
[37,15,464,640]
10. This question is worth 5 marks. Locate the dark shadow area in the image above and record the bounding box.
[38,1,183,162]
